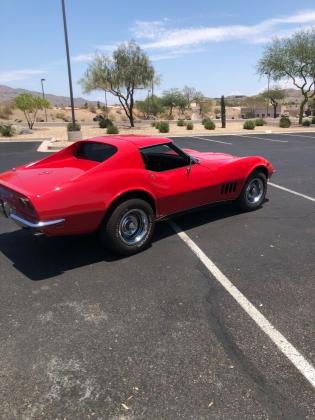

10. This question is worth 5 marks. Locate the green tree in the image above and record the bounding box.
[136,95,163,119]
[257,29,315,124]
[161,89,188,118]
[14,93,50,129]
[182,86,203,109]
[241,95,265,117]
[198,100,213,117]
[79,41,155,127]
[260,87,284,118]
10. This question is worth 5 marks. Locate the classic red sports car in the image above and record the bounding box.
[0,135,274,254]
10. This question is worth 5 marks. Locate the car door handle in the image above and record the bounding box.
[150,173,156,179]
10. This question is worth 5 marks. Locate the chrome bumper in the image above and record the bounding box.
[1,201,64,230]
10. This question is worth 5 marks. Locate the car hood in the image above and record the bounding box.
[183,148,238,169]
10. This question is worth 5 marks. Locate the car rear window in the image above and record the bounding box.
[75,142,117,163]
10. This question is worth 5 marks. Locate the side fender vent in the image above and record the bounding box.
[221,182,237,194]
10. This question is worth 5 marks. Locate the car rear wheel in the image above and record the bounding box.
[237,171,267,211]
[99,198,155,255]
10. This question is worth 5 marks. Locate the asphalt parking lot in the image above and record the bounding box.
[0,133,314,419]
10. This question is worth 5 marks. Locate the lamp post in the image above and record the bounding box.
[61,0,76,126]
[265,72,270,118]
[40,78,48,122]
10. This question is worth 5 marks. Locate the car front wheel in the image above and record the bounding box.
[99,198,155,255]
[237,171,267,211]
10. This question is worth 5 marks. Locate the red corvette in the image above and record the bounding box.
[0,135,274,254]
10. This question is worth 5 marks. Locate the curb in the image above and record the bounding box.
[37,137,57,153]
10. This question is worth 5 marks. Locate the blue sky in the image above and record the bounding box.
[2,0,315,103]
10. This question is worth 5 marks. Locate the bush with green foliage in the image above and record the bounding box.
[56,112,66,119]
[157,121,169,133]
[186,122,194,130]
[67,122,81,131]
[202,118,211,125]
[107,125,119,134]
[177,119,186,126]
[99,118,113,129]
[243,120,256,130]
[255,118,267,126]
[312,116,315,124]
[279,115,291,128]
[204,120,216,130]
[0,124,14,137]
[302,119,311,126]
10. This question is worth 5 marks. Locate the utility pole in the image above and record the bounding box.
[41,78,48,122]
[266,72,270,118]
[61,0,76,125]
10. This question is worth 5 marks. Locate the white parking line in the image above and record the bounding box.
[280,133,315,140]
[169,220,315,388]
[269,182,315,202]
[236,135,288,143]
[191,136,232,145]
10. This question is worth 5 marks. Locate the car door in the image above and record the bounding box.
[141,144,214,216]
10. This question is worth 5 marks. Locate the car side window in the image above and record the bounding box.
[140,144,190,172]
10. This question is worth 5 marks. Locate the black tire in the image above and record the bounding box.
[99,198,155,255]
[237,171,267,211]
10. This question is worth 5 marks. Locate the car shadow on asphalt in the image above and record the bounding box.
[0,201,267,281]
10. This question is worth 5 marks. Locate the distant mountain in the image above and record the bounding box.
[0,85,100,107]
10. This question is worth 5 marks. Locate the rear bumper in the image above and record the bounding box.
[0,201,64,230]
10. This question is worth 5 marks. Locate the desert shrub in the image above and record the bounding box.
[279,115,291,128]
[157,121,169,133]
[107,125,119,134]
[204,120,216,130]
[312,116,315,124]
[186,122,194,130]
[302,119,311,126]
[255,118,266,126]
[151,121,156,127]
[0,124,14,137]
[243,120,255,130]
[0,104,13,119]
[202,118,211,125]
[177,119,186,126]
[99,118,113,129]
[89,105,96,113]
[56,112,65,119]
[67,122,81,131]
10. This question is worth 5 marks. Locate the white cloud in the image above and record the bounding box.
[71,10,315,64]
[72,53,95,62]
[135,10,315,49]
[0,69,44,83]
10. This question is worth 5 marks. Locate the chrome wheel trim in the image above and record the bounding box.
[245,178,264,204]
[118,209,149,245]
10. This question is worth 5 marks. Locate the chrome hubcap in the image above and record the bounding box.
[119,209,149,245]
[245,178,264,204]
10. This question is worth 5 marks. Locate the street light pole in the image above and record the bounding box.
[266,72,270,118]
[41,78,48,122]
[61,0,76,125]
